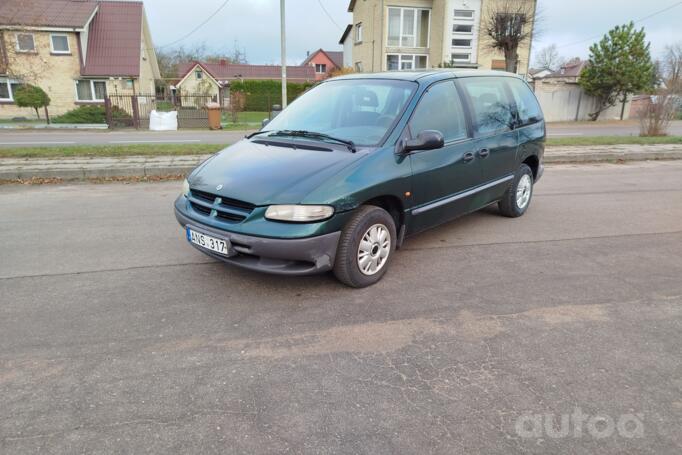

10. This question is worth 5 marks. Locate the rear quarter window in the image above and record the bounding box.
[459,77,515,135]
[506,78,543,126]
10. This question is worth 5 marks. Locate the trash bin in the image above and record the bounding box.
[270,104,282,119]
[206,102,222,130]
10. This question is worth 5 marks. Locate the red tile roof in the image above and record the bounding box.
[81,1,143,77]
[177,61,315,84]
[301,49,343,69]
[0,0,98,29]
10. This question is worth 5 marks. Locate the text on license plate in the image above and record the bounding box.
[187,228,229,255]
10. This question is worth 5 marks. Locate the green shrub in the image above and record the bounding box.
[155,101,175,112]
[13,84,51,119]
[230,80,314,111]
[53,105,131,125]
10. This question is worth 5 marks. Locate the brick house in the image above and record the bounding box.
[0,0,160,119]
[300,49,344,80]
[174,61,315,107]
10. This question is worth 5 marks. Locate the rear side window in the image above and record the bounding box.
[459,77,515,135]
[507,78,543,126]
[409,81,467,142]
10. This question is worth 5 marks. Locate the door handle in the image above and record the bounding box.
[463,152,475,162]
[478,148,490,158]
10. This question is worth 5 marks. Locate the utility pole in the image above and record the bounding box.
[280,0,287,108]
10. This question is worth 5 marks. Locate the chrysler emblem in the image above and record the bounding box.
[216,184,223,191]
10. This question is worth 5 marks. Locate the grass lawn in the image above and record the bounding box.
[546,136,682,147]
[0,143,227,159]
[0,118,46,125]
[221,111,268,125]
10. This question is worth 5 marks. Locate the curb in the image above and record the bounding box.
[544,149,682,164]
[1,147,681,181]
[0,155,212,181]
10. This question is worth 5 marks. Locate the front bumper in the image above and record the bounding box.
[175,208,341,276]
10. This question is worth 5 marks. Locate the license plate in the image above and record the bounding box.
[187,228,230,256]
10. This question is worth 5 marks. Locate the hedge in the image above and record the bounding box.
[230,80,314,111]
[52,105,131,125]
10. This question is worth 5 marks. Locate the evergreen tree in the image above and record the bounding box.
[579,22,654,121]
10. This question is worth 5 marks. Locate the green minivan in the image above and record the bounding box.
[175,70,545,287]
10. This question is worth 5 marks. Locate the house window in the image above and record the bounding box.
[16,33,35,52]
[354,62,364,72]
[452,39,472,47]
[453,24,473,33]
[50,34,70,54]
[355,23,363,43]
[195,70,203,80]
[387,54,428,71]
[451,53,471,62]
[387,7,430,48]
[454,10,474,19]
[315,63,327,73]
[0,79,22,101]
[76,80,107,102]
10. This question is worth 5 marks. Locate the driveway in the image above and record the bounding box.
[1,161,681,453]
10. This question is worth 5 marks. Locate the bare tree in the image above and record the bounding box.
[533,44,565,72]
[481,0,539,73]
[662,43,682,94]
[1,0,55,120]
[638,92,676,136]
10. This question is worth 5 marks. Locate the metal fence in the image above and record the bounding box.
[106,93,215,129]
[104,91,305,129]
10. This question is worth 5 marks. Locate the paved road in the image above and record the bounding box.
[0,121,680,147]
[0,129,250,148]
[1,161,682,453]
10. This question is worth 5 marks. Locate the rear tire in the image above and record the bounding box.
[498,164,534,218]
[333,205,396,288]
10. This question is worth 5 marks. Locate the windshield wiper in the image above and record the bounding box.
[266,130,357,153]
[245,130,272,139]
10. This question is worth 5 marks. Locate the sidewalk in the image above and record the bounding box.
[1,144,681,181]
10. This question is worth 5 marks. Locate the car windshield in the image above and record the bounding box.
[263,79,417,147]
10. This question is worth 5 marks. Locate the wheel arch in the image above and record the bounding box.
[521,154,540,180]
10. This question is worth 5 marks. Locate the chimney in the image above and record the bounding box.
[306,50,310,57]
[220,59,227,66]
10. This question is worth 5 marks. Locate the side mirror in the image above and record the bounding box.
[262,118,270,128]
[400,130,445,154]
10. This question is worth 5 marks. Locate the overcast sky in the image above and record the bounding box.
[143,0,682,65]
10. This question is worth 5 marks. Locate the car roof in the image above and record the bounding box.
[331,69,526,84]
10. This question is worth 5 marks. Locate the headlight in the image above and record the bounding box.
[182,179,190,197]
[265,205,334,222]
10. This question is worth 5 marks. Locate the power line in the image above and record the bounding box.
[157,0,231,49]
[317,0,342,30]
[556,1,682,49]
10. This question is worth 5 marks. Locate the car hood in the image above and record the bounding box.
[189,139,367,205]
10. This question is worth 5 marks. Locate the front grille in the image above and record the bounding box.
[188,189,255,223]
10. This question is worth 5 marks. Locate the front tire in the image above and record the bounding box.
[333,205,396,288]
[498,164,534,218]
